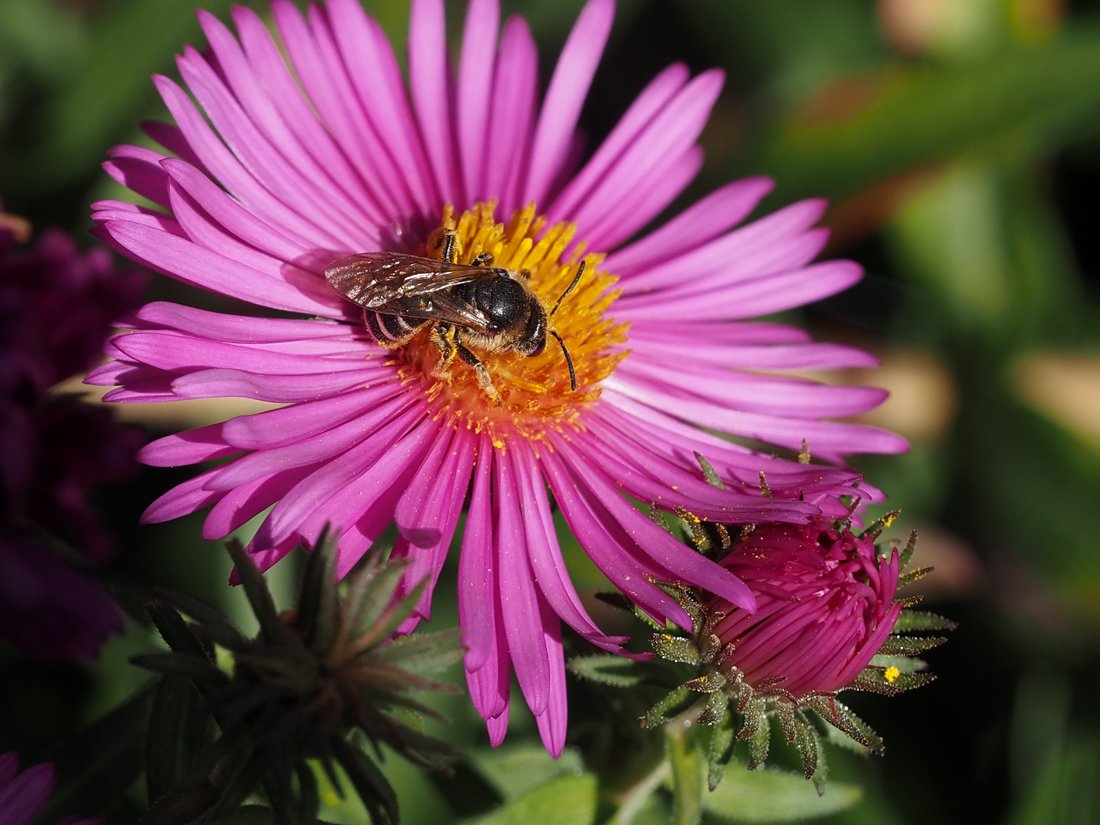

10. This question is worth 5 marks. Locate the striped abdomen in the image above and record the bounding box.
[363,308,429,347]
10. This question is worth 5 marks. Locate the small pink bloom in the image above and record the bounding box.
[90,0,905,753]
[709,519,902,697]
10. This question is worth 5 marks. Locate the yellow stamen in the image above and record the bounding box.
[397,202,628,444]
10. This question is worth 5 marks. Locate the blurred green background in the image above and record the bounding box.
[3,0,1100,822]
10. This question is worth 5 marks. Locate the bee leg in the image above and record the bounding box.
[471,251,494,267]
[456,341,501,404]
[428,228,459,264]
[430,323,458,379]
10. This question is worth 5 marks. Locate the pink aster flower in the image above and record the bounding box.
[708,519,903,697]
[89,0,906,754]
[0,752,104,825]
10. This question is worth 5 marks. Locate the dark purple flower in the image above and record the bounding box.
[89,0,906,753]
[0,752,104,825]
[0,206,143,660]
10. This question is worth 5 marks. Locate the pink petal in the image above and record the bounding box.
[515,441,629,652]
[549,62,689,221]
[495,447,550,716]
[272,0,416,216]
[409,0,462,203]
[456,0,500,202]
[485,17,538,210]
[231,6,389,227]
[326,0,438,211]
[522,0,615,205]
[103,144,172,208]
[140,423,236,467]
[605,177,774,273]
[169,367,385,403]
[101,219,336,315]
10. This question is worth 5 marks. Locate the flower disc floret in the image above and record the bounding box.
[394,203,626,442]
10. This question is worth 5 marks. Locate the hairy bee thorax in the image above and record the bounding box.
[400,202,628,444]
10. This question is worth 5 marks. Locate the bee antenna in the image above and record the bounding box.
[550,259,585,317]
[550,330,577,391]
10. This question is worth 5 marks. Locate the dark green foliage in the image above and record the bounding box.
[131,533,462,823]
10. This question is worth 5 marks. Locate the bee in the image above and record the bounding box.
[324,229,583,401]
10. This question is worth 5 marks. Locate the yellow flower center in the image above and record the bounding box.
[396,202,627,443]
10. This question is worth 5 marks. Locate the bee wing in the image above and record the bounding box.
[388,290,495,331]
[325,252,491,309]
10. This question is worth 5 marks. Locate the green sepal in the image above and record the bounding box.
[697,690,729,725]
[569,653,650,688]
[146,675,206,805]
[849,668,937,695]
[773,701,798,744]
[651,633,700,665]
[332,736,399,825]
[791,713,824,789]
[736,696,768,743]
[746,715,771,771]
[226,540,300,649]
[694,451,726,489]
[146,598,214,662]
[707,709,735,791]
[641,685,696,729]
[371,628,465,677]
[343,561,407,644]
[152,588,247,651]
[131,652,228,686]
[892,610,958,633]
[876,634,948,655]
[897,565,934,587]
[684,670,728,695]
[593,591,635,614]
[803,696,884,754]
[296,527,340,654]
[861,510,900,541]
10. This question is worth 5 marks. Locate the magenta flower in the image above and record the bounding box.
[708,519,902,696]
[89,0,905,754]
[0,752,104,825]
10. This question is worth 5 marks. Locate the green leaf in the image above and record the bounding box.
[34,687,153,823]
[466,745,584,801]
[462,774,598,825]
[757,29,1100,202]
[17,0,243,193]
[569,654,648,688]
[700,763,862,823]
